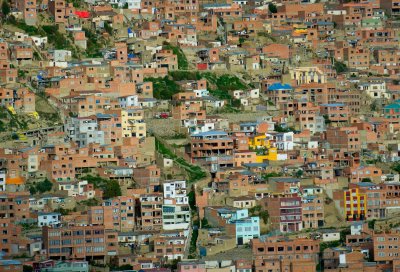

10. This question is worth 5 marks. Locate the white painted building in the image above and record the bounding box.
[358,81,389,99]
[268,132,294,151]
[0,171,5,192]
[28,154,39,173]
[119,95,139,108]
[65,117,105,147]
[31,36,48,47]
[58,180,95,198]
[53,50,72,62]
[162,204,191,230]
[38,212,61,227]
[162,180,190,231]
[321,230,341,242]
[163,180,188,205]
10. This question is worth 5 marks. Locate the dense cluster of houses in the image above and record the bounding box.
[1,0,400,271]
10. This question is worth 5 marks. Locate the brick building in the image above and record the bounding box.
[43,224,118,261]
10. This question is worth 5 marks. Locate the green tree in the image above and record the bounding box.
[188,191,196,210]
[117,264,133,270]
[35,178,53,193]
[29,186,37,195]
[334,60,348,73]
[368,219,376,230]
[295,169,303,178]
[361,178,372,183]
[103,180,122,199]
[23,265,33,272]
[268,3,278,13]
[393,163,400,173]
[2,0,10,17]
[259,210,269,224]
[231,99,241,108]
[104,22,113,35]
[262,172,282,181]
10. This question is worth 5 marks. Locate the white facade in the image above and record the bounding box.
[268,132,294,151]
[119,95,139,108]
[28,154,39,173]
[31,36,48,47]
[111,0,141,9]
[163,180,188,205]
[321,231,341,242]
[358,81,389,99]
[65,118,105,147]
[38,212,61,227]
[0,171,5,192]
[162,204,191,230]
[189,122,215,135]
[58,180,95,198]
[29,196,66,212]
[194,89,209,97]
[249,89,260,99]
[13,32,29,42]
[54,50,72,62]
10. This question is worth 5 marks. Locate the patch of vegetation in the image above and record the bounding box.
[323,114,332,124]
[23,265,33,272]
[258,32,277,42]
[320,240,341,253]
[188,219,199,258]
[169,71,201,81]
[249,205,269,224]
[168,133,187,139]
[54,207,77,215]
[201,217,212,228]
[83,28,103,58]
[188,191,196,210]
[368,219,376,230]
[361,178,372,183]
[295,169,303,178]
[18,222,39,232]
[268,3,278,13]
[340,228,351,243]
[203,73,247,92]
[392,162,400,173]
[104,22,113,35]
[43,25,74,50]
[29,178,53,194]
[6,17,42,35]
[78,198,100,207]
[163,43,188,69]
[2,0,10,17]
[334,60,348,74]
[275,124,295,133]
[144,76,181,100]
[155,138,206,182]
[111,264,133,271]
[66,0,83,8]
[262,172,282,181]
[81,175,122,199]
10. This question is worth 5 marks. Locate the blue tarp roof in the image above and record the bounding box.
[191,130,228,137]
[320,103,345,107]
[268,83,292,91]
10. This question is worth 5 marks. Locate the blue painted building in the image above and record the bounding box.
[234,216,260,245]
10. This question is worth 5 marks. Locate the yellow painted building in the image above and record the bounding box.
[249,135,278,161]
[344,188,367,221]
[248,135,271,149]
[121,108,147,138]
[293,24,308,34]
